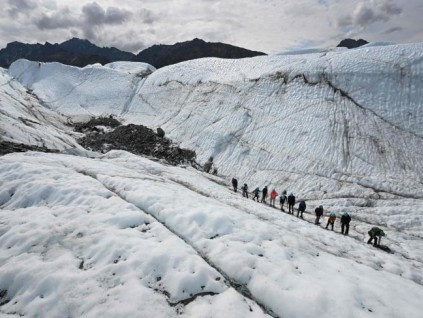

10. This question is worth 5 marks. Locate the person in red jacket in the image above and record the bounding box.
[270,189,278,207]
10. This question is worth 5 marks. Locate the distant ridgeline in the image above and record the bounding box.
[0,38,266,69]
[337,38,369,49]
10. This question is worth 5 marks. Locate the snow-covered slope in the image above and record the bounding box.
[2,45,423,317]
[8,43,423,202]
[1,151,422,318]
[8,61,154,121]
[0,68,83,151]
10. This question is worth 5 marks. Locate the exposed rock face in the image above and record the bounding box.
[0,40,115,68]
[74,116,122,133]
[0,141,59,156]
[75,118,196,165]
[337,38,368,49]
[134,38,266,68]
[0,38,265,69]
[157,127,165,138]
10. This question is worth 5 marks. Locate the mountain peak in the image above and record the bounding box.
[135,38,266,68]
[337,38,369,49]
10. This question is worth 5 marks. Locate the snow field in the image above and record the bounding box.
[2,41,423,317]
[2,151,422,317]
[95,153,423,318]
[0,153,269,318]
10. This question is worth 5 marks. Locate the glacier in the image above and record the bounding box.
[1,41,423,317]
[7,43,423,199]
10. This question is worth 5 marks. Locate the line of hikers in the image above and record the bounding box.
[231,177,386,246]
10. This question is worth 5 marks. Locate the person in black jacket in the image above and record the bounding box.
[315,205,323,224]
[341,212,351,235]
[241,183,248,198]
[367,227,385,247]
[279,192,287,212]
[287,193,295,214]
[297,200,306,218]
[261,186,268,204]
[231,177,238,192]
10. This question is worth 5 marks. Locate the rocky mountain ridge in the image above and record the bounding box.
[0,38,266,69]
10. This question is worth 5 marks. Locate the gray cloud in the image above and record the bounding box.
[137,8,157,25]
[7,0,37,17]
[35,8,76,30]
[337,0,402,28]
[337,15,353,28]
[354,3,383,26]
[82,2,131,25]
[79,2,132,42]
[380,1,402,15]
[384,26,403,34]
[0,0,421,56]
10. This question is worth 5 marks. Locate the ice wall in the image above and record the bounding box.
[7,43,423,199]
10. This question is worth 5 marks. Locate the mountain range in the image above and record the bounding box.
[0,37,266,69]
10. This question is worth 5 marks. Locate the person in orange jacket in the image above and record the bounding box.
[325,212,337,231]
[270,189,278,207]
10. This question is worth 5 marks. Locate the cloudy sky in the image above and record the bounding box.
[0,0,422,54]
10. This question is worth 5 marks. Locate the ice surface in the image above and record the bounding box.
[0,151,422,317]
[2,42,423,317]
[7,43,423,202]
[0,69,82,151]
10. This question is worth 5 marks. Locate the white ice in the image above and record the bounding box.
[0,151,422,317]
[2,41,423,317]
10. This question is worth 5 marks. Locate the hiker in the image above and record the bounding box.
[367,227,385,247]
[232,177,238,192]
[212,167,218,175]
[341,212,351,235]
[315,205,323,224]
[261,186,268,204]
[297,200,306,218]
[270,189,278,207]
[252,187,260,201]
[204,161,212,173]
[242,183,249,198]
[287,193,296,214]
[325,212,336,230]
[279,191,287,211]
[204,156,214,173]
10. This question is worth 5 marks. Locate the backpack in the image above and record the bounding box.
[341,213,351,223]
[299,201,306,210]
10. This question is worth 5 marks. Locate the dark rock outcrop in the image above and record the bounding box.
[0,141,59,156]
[337,39,368,49]
[156,127,165,138]
[0,38,134,68]
[74,116,122,133]
[76,119,196,165]
[134,38,266,68]
[59,38,134,62]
